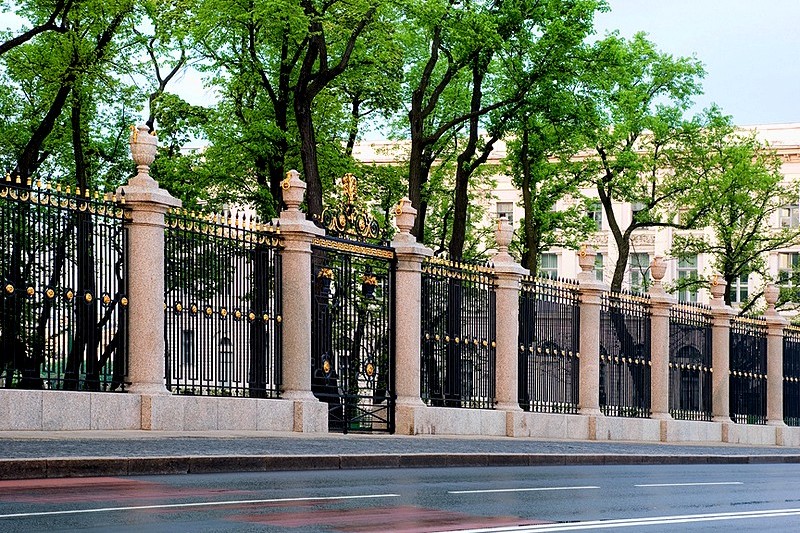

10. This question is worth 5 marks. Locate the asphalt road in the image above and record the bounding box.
[2,464,800,532]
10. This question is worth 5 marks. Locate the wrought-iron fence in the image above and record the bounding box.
[164,209,282,398]
[669,303,713,420]
[785,326,800,426]
[0,176,127,391]
[729,316,767,424]
[518,276,580,413]
[599,291,651,417]
[421,257,496,409]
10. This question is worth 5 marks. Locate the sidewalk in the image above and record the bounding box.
[1,431,799,480]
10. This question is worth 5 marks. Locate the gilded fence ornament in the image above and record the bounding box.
[319,173,382,241]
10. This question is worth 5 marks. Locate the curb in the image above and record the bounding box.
[2,453,800,480]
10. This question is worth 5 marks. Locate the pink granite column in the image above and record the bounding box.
[764,283,788,427]
[492,218,527,412]
[709,276,734,423]
[392,199,432,433]
[577,245,606,417]
[648,256,675,420]
[121,125,181,395]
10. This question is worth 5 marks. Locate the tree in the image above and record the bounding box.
[581,32,705,292]
[670,108,800,310]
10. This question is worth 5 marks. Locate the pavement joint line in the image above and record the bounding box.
[2,453,800,480]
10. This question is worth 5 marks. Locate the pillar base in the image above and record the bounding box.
[496,402,523,413]
[291,399,328,433]
[128,383,170,396]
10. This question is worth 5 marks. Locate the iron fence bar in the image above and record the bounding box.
[668,303,713,421]
[163,209,282,398]
[518,276,581,414]
[599,291,652,418]
[784,326,800,426]
[0,178,127,391]
[729,316,767,424]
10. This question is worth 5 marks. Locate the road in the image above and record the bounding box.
[2,464,800,532]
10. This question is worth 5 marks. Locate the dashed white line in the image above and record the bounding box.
[634,481,743,487]
[0,493,400,519]
[448,486,600,495]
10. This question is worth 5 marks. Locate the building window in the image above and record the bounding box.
[628,252,650,293]
[218,337,233,384]
[496,202,514,226]
[779,252,800,286]
[587,201,603,230]
[677,256,698,303]
[780,205,800,228]
[729,273,749,304]
[540,253,558,279]
[182,330,194,366]
[595,254,604,282]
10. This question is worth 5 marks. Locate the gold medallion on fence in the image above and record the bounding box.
[323,360,331,374]
[121,297,128,306]
[26,286,34,296]
[46,288,55,299]
[365,362,375,377]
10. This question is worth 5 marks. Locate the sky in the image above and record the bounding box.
[594,0,800,126]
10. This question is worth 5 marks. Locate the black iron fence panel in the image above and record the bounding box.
[421,257,496,410]
[669,303,713,421]
[729,316,767,424]
[164,209,282,398]
[518,276,580,413]
[0,177,127,391]
[599,291,651,417]
[311,237,395,433]
[784,326,800,426]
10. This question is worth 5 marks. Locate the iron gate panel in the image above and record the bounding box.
[311,236,395,433]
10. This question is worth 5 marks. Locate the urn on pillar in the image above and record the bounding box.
[281,170,305,212]
[764,283,780,312]
[649,256,667,290]
[578,244,596,273]
[495,216,513,254]
[394,197,416,234]
[709,274,727,304]
[129,125,158,186]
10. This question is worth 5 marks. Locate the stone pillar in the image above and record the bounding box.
[577,245,606,418]
[121,125,180,395]
[648,256,675,420]
[709,276,734,423]
[278,171,327,432]
[764,283,787,427]
[492,218,528,413]
[392,198,432,434]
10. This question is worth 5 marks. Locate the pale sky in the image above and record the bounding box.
[595,0,800,126]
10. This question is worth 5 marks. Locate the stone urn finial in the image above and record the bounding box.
[495,216,513,255]
[650,256,666,287]
[709,274,727,303]
[394,197,416,235]
[281,169,305,212]
[578,244,596,273]
[129,124,158,187]
[764,282,779,313]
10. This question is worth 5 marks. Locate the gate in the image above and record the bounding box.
[310,174,395,433]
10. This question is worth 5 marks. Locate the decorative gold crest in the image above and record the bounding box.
[365,362,375,377]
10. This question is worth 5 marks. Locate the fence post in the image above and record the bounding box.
[648,256,674,420]
[709,275,734,423]
[577,245,605,420]
[120,125,180,395]
[278,171,327,432]
[764,283,787,427]
[392,198,432,433]
[492,218,527,413]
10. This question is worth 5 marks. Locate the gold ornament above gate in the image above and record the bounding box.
[319,174,381,241]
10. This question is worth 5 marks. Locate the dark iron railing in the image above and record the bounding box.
[599,291,651,417]
[669,303,713,420]
[0,176,127,391]
[729,316,767,424]
[421,257,496,409]
[784,326,800,426]
[518,276,580,413]
[164,209,282,398]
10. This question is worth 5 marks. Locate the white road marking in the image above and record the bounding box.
[448,486,600,495]
[443,507,800,532]
[634,481,743,487]
[0,493,400,519]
